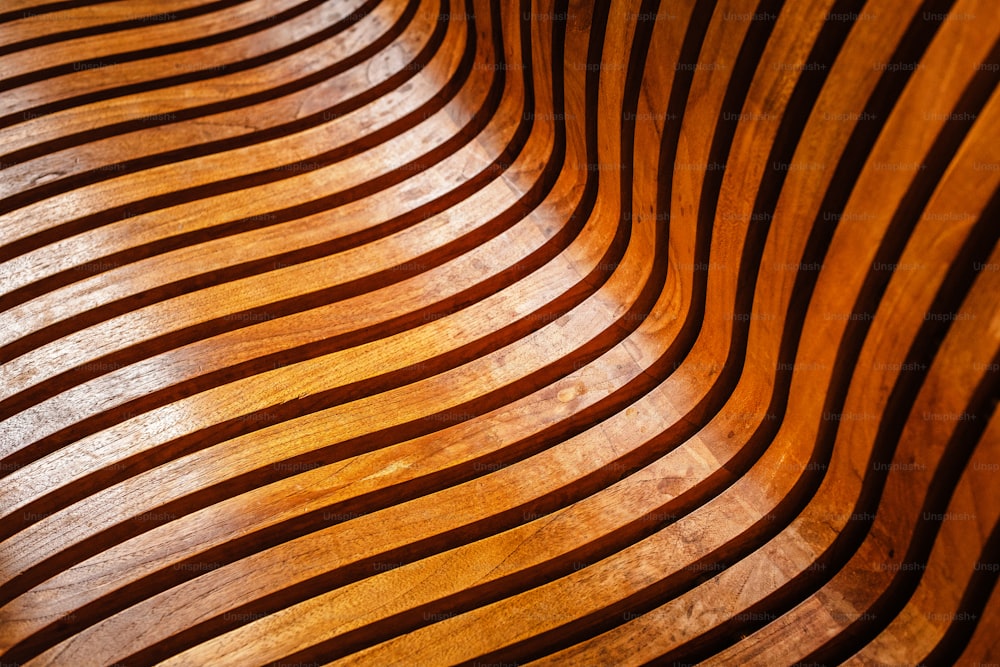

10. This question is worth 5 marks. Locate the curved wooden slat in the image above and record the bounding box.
[1,0,996,665]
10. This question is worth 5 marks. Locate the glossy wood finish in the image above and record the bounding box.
[1,0,997,665]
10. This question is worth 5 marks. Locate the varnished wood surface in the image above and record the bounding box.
[0,0,997,665]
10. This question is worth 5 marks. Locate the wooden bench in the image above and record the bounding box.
[1,0,997,664]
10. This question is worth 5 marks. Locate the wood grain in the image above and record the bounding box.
[1,0,997,665]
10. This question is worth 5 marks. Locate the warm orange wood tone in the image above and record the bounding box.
[1,0,997,665]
